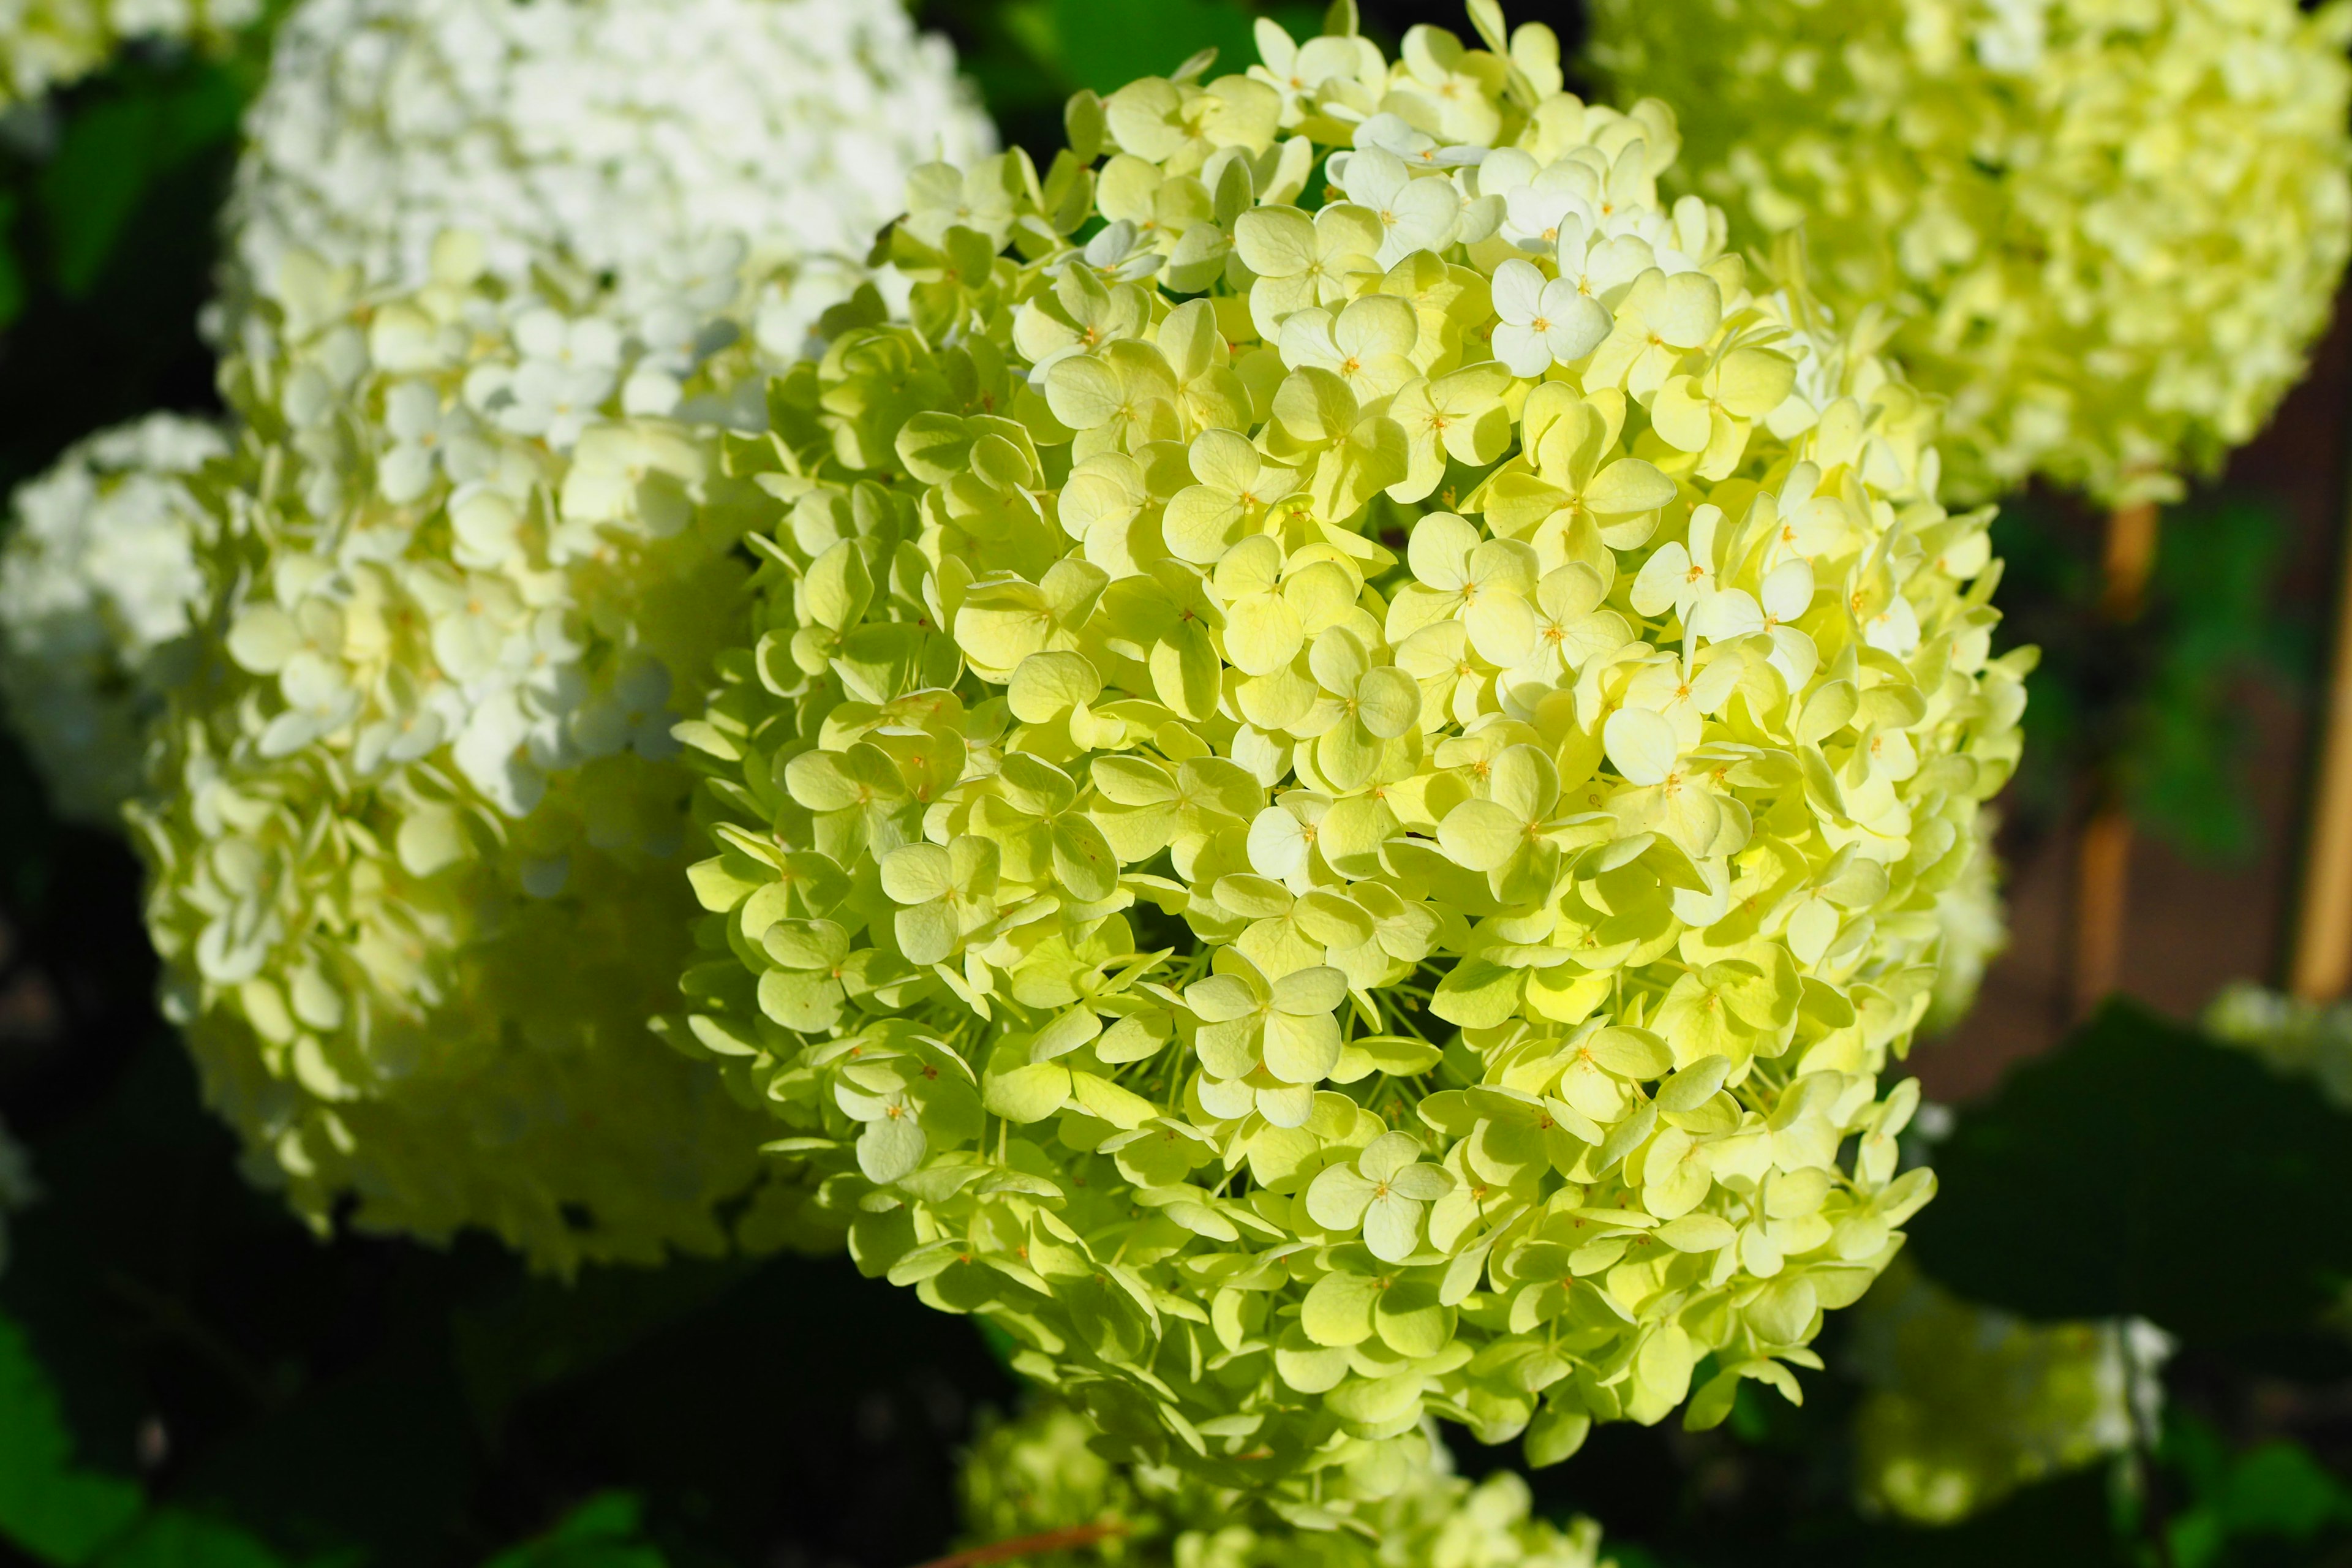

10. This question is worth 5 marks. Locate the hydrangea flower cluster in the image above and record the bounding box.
[130,233,819,1273]
[2204,983,2352,1111]
[0,0,258,107]
[959,1400,1614,1564]
[0,415,224,824]
[1848,1257,2169,1523]
[1586,0,2352,507]
[670,2,2020,1506]
[221,0,996,355]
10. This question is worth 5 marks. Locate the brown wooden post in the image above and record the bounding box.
[2071,500,2160,1019]
[2290,500,2352,1000]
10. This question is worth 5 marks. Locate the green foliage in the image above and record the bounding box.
[478,1496,668,1568]
[0,1022,1012,1567]
[1988,496,2307,865]
[2163,1416,2352,1568]
[927,0,1321,152]
[1909,999,2352,1344]
[0,1308,143,1562]
[2127,502,2309,859]
[36,64,243,300]
[0,50,258,497]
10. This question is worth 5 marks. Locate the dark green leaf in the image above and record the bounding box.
[37,95,161,300]
[0,1308,143,1564]
[1909,999,2352,1343]
[480,1494,666,1568]
[94,1509,292,1568]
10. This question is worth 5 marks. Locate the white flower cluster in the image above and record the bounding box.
[220,0,997,356]
[0,414,225,824]
[0,0,258,106]
[130,235,816,1272]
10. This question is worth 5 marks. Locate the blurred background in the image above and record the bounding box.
[0,2,2348,1566]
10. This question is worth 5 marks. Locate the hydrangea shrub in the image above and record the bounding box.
[959,1400,1615,1562]
[1849,1257,2169,1524]
[130,236,820,1272]
[0,415,224,823]
[1588,0,2352,507]
[669,2,2021,1506]
[221,0,996,352]
[0,0,258,107]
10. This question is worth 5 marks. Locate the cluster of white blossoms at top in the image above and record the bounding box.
[669,0,2021,1511]
[219,0,996,355]
[2204,983,2352,1111]
[959,1400,1615,1563]
[1587,0,2352,507]
[129,233,825,1273]
[1847,1257,2169,1525]
[0,414,224,823]
[0,0,258,107]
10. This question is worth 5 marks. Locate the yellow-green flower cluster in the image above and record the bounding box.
[1849,1257,2168,1524]
[959,1400,1614,1564]
[1,0,259,107]
[1586,0,2352,507]
[670,2,2018,1506]
[2203,983,2352,1111]
[130,234,818,1273]
[0,414,224,825]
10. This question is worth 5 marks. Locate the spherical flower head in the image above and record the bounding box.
[1849,1256,2170,1524]
[0,414,225,824]
[219,0,997,358]
[672,1,2022,1508]
[957,1400,1614,1565]
[0,0,260,107]
[130,232,826,1274]
[1588,0,2352,507]
[2204,982,2352,1111]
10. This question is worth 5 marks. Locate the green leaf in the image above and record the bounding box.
[37,66,243,300]
[1909,998,2352,1343]
[481,1494,668,1568]
[39,95,160,299]
[1053,0,1258,93]
[0,194,24,333]
[0,1308,143,1564]
[94,1509,287,1568]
